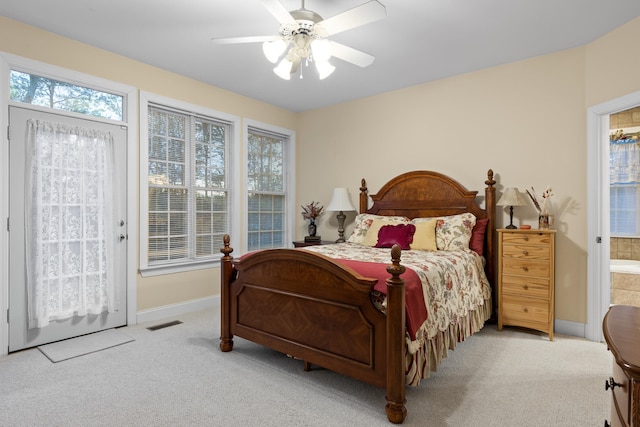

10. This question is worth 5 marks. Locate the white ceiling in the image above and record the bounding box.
[2,0,640,112]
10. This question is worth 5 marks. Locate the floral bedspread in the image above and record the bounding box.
[301,243,491,353]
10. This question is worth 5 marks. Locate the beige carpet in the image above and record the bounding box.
[1,304,613,426]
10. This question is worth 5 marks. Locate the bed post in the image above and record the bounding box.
[484,169,497,316]
[219,234,234,352]
[359,178,368,213]
[385,245,407,424]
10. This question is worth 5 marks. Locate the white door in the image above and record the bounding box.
[8,106,127,351]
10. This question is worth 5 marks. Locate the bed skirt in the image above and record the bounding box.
[405,297,492,386]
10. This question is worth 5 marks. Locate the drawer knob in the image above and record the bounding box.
[522,250,529,256]
[522,266,529,272]
[523,285,529,290]
[523,236,529,241]
[523,307,528,313]
[605,377,621,391]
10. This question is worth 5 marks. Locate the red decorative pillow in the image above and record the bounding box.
[375,223,416,250]
[469,218,489,256]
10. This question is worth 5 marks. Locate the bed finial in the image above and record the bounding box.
[485,169,496,188]
[359,178,368,214]
[221,234,233,259]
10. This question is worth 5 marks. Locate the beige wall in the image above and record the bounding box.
[3,14,640,324]
[299,47,589,323]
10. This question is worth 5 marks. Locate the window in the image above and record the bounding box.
[610,184,640,235]
[140,93,240,274]
[10,70,123,121]
[246,122,295,252]
[610,133,640,236]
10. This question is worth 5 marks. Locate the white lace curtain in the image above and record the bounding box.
[25,119,117,329]
[611,139,640,184]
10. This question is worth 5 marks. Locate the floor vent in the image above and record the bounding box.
[146,320,183,331]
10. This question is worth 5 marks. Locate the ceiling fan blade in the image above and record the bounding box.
[212,35,277,44]
[330,41,375,68]
[261,0,296,25]
[315,1,386,37]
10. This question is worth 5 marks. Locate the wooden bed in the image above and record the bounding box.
[219,169,497,424]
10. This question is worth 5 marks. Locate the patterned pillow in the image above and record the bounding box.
[346,214,410,244]
[434,212,477,251]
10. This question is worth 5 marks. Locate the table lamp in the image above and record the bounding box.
[497,188,527,229]
[326,188,357,243]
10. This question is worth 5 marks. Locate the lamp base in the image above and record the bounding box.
[505,224,517,229]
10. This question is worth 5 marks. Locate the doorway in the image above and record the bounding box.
[586,90,640,342]
[8,106,128,351]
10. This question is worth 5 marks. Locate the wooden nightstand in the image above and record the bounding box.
[497,228,556,340]
[292,240,334,248]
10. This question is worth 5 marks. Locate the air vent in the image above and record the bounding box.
[146,320,182,331]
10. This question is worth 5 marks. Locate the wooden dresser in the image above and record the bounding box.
[603,305,640,427]
[497,229,556,340]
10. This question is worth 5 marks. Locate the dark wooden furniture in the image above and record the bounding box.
[603,305,640,427]
[220,169,497,424]
[292,240,334,247]
[498,229,556,340]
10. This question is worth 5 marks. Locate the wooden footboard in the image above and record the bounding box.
[220,236,407,423]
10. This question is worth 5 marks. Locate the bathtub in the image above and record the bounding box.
[610,260,640,307]
[610,259,640,275]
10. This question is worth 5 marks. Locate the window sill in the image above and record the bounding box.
[139,259,220,277]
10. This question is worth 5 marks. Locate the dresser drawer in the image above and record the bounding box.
[501,294,549,328]
[501,232,552,246]
[610,361,630,426]
[501,259,550,278]
[501,243,549,261]
[501,275,549,299]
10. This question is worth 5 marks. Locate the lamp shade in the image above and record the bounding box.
[326,188,356,212]
[497,188,527,207]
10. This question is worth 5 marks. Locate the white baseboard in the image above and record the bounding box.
[555,319,586,339]
[135,296,219,325]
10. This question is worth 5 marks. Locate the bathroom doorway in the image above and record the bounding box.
[609,106,640,308]
[586,90,640,342]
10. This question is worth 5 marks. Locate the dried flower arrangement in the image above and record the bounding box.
[525,186,553,216]
[301,201,324,221]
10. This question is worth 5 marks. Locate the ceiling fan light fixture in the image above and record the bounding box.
[274,57,293,80]
[263,39,288,63]
[311,38,332,62]
[315,60,335,80]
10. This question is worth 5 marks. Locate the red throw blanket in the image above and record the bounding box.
[337,259,427,340]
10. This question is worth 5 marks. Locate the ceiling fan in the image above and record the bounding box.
[212,0,386,80]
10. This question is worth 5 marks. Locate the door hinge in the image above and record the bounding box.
[6,217,8,232]
[6,309,8,323]
[596,236,602,243]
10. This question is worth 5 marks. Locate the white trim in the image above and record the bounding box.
[136,295,218,325]
[0,56,9,356]
[0,52,138,356]
[242,119,296,254]
[138,91,241,273]
[586,90,640,342]
[555,319,586,338]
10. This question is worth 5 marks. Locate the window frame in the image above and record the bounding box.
[139,92,240,276]
[242,119,295,253]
